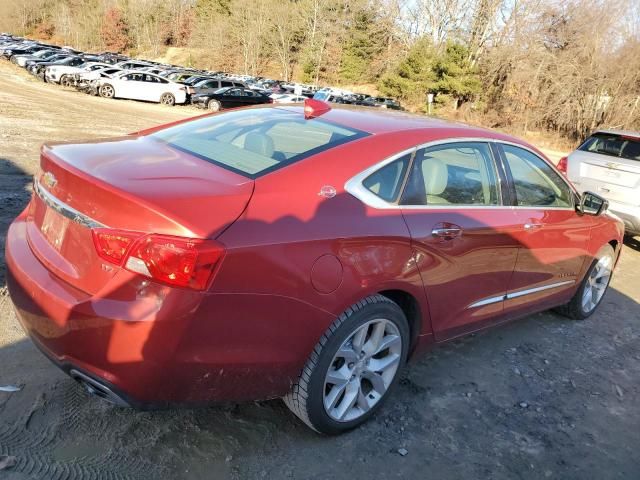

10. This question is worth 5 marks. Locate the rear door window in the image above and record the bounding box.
[401,142,500,206]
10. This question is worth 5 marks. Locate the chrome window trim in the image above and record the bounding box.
[34,179,105,229]
[467,279,576,309]
[345,137,576,211]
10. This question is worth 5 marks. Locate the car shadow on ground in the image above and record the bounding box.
[623,234,640,252]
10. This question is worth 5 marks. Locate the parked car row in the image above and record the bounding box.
[0,33,402,111]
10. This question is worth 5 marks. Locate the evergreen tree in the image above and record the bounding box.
[378,37,437,107]
[433,42,481,109]
[339,9,384,84]
[379,38,481,110]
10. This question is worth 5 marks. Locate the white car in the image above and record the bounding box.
[270,93,306,103]
[97,71,187,105]
[78,66,123,82]
[563,129,640,235]
[45,62,110,85]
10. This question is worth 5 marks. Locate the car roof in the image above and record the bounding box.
[276,104,525,140]
[591,129,640,138]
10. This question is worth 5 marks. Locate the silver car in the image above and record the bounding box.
[565,130,640,235]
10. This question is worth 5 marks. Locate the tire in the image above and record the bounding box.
[99,84,115,99]
[60,75,72,87]
[283,295,409,435]
[556,244,615,320]
[207,99,221,111]
[160,92,175,106]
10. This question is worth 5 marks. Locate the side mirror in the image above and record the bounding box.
[578,191,608,216]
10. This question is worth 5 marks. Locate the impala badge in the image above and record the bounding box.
[43,171,57,189]
[605,162,619,170]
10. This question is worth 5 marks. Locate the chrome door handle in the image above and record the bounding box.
[524,223,543,230]
[431,227,463,238]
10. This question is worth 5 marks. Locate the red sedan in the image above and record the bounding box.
[6,100,623,434]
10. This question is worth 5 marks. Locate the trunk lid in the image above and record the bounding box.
[567,150,640,206]
[27,135,253,294]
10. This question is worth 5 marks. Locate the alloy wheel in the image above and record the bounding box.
[582,254,612,313]
[160,93,175,106]
[323,318,402,422]
[100,85,114,98]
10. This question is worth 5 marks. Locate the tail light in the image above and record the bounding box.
[92,229,225,291]
[557,156,568,175]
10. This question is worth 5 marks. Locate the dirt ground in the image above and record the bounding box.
[0,61,639,480]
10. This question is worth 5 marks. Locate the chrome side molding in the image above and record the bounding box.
[468,280,576,309]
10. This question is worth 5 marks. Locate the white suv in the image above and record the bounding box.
[563,130,640,235]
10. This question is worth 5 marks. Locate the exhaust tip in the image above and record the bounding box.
[69,369,130,407]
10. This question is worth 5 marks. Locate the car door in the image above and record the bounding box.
[243,89,266,106]
[143,74,166,102]
[497,143,592,315]
[222,88,244,108]
[399,141,520,340]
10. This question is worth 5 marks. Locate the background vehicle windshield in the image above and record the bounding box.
[579,132,640,161]
[149,107,367,177]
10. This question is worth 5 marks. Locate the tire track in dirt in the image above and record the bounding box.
[0,382,168,480]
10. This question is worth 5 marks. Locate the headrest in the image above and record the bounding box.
[422,157,448,195]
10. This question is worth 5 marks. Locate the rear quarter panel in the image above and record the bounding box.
[202,132,442,383]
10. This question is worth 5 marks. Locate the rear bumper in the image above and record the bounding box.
[6,215,334,406]
[607,201,640,235]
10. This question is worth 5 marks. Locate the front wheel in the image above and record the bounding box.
[284,295,409,434]
[557,244,615,320]
[160,92,175,106]
[99,84,115,99]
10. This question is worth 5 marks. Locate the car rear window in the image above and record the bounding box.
[579,132,640,161]
[149,107,368,178]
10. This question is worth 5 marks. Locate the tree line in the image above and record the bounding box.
[2,0,639,142]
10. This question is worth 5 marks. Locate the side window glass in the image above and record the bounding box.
[502,145,572,208]
[363,154,411,202]
[401,142,499,206]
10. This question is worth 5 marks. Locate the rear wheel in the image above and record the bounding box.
[99,84,115,99]
[160,93,175,106]
[284,295,409,434]
[207,99,221,111]
[60,75,72,87]
[556,244,615,320]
